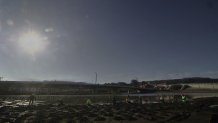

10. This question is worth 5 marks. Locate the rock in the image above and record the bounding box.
[87,113,98,117]
[76,116,90,123]
[127,116,137,121]
[210,114,218,123]
[114,115,124,121]
[94,116,106,121]
[104,112,113,117]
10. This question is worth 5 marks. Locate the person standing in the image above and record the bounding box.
[28,94,36,105]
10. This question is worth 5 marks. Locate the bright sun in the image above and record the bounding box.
[18,30,49,57]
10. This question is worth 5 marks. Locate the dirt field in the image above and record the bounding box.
[1,97,218,123]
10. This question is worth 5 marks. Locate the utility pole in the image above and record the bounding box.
[93,72,98,94]
[95,72,98,85]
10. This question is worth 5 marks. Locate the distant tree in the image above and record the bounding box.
[141,81,147,85]
[130,79,139,86]
[117,82,128,86]
[0,77,3,81]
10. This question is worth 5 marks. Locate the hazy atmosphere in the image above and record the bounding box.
[0,0,218,82]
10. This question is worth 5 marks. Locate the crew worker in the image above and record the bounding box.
[28,94,36,105]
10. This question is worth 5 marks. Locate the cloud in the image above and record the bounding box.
[0,19,2,32]
[6,19,14,26]
[199,71,218,77]
[44,28,54,32]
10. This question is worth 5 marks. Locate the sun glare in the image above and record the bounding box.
[18,30,49,57]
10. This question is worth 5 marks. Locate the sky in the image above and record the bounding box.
[0,0,218,83]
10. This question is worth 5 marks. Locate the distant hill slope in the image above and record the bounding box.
[145,77,218,85]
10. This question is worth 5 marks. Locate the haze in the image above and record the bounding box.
[0,0,218,83]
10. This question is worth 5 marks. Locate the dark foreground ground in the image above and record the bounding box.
[1,97,218,123]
